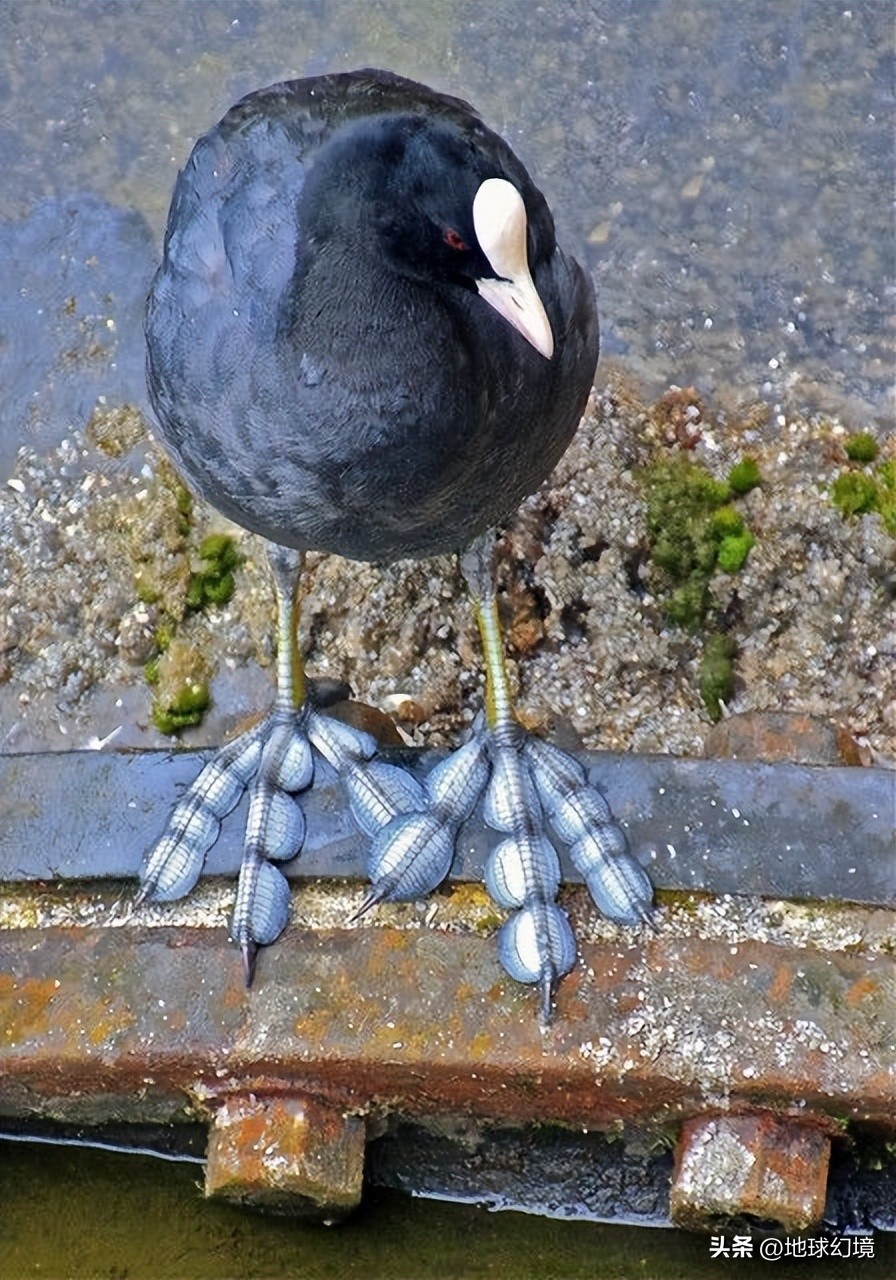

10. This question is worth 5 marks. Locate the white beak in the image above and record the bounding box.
[472,177,554,361]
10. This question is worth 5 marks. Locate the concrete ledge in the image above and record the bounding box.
[1,747,893,905]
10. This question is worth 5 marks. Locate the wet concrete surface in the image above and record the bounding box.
[1,0,893,473]
[1,2,894,767]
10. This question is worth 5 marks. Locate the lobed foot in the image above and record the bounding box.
[138,702,652,1016]
[137,703,431,981]
[362,721,654,1022]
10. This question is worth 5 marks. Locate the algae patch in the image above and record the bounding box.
[642,454,761,720]
[830,436,895,535]
[643,456,759,631]
[842,431,879,465]
[114,438,241,734]
[145,637,211,734]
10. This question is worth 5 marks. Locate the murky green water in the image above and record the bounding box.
[3,1140,894,1280]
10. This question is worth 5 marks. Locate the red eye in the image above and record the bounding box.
[443,227,468,251]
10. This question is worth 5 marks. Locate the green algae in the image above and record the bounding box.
[698,632,737,722]
[831,457,895,535]
[726,456,762,495]
[843,431,879,464]
[716,528,755,574]
[121,454,241,734]
[832,471,878,518]
[641,455,760,719]
[187,533,241,610]
[149,638,211,734]
[643,457,756,631]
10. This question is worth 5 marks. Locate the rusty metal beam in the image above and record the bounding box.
[2,902,892,1129]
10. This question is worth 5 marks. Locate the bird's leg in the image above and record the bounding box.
[137,543,374,981]
[228,544,315,982]
[137,545,313,978]
[260,553,489,926]
[460,533,572,1023]
[137,542,488,981]
[462,530,654,1023]
[358,530,653,1023]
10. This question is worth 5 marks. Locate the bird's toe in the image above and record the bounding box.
[522,735,654,927]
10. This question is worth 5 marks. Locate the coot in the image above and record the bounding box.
[139,69,652,1021]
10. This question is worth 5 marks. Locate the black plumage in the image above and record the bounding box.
[146,69,599,562]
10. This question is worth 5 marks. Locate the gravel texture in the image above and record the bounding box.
[1,374,893,764]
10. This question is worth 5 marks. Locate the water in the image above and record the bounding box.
[3,1139,894,1279]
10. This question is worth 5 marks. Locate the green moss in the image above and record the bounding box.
[666,581,710,629]
[831,452,896,535]
[717,528,755,573]
[831,471,878,518]
[184,574,206,611]
[133,568,160,605]
[124,462,239,734]
[727,456,762,494]
[151,699,209,735]
[168,679,209,716]
[710,505,745,539]
[641,454,759,718]
[643,459,725,631]
[643,457,755,629]
[874,458,896,535]
[843,431,878,463]
[173,478,194,517]
[699,632,737,721]
[149,638,211,736]
[198,532,240,571]
[185,533,240,611]
[201,570,236,604]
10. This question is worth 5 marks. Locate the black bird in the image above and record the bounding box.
[140,69,652,1021]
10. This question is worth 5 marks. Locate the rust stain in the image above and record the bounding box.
[469,1030,494,1058]
[87,1015,120,1046]
[768,962,793,1004]
[381,930,414,952]
[845,974,880,1007]
[291,1005,337,1045]
[3,923,894,1136]
[1,975,60,1043]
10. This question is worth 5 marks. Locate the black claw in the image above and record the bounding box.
[639,903,658,931]
[538,969,555,1027]
[347,886,383,924]
[133,880,154,909]
[241,938,258,987]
